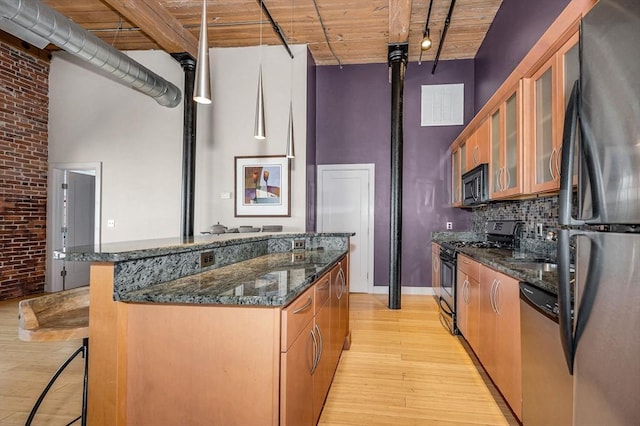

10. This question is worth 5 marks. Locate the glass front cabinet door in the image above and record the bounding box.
[526,31,579,194]
[490,83,523,199]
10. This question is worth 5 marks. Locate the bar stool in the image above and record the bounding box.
[18,286,90,426]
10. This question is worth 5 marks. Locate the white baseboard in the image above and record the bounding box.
[371,286,434,296]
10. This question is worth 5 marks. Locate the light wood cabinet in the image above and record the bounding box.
[431,243,441,302]
[456,254,480,350]
[478,266,522,420]
[451,145,462,206]
[280,320,314,425]
[330,256,350,358]
[490,83,524,199]
[465,119,490,171]
[282,257,351,426]
[525,31,579,194]
[312,276,333,424]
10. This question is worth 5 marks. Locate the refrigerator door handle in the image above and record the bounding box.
[558,229,605,375]
[557,228,575,374]
[559,81,585,227]
[573,231,604,355]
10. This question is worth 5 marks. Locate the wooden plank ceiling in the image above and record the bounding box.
[38,0,502,66]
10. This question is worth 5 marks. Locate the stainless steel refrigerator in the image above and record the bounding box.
[557,0,640,424]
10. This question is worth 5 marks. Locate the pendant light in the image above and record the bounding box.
[285,0,295,158]
[254,0,266,140]
[193,0,211,104]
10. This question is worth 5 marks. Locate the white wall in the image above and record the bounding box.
[196,44,308,233]
[48,45,308,243]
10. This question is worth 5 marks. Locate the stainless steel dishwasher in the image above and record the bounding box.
[520,282,573,426]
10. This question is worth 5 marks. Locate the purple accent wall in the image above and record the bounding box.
[306,48,317,232]
[316,60,473,287]
[474,0,571,112]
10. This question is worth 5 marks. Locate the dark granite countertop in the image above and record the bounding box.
[452,246,562,295]
[54,232,353,262]
[432,234,571,296]
[120,250,347,307]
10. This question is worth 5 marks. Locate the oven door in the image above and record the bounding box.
[439,253,457,334]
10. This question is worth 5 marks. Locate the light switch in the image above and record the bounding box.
[220,192,232,199]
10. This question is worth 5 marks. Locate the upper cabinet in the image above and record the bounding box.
[490,82,524,199]
[451,144,462,207]
[465,119,490,171]
[525,32,579,194]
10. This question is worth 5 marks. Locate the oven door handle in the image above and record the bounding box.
[437,296,453,316]
[437,296,455,334]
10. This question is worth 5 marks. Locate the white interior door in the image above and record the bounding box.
[317,164,374,293]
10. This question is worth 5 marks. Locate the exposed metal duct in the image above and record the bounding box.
[0,0,181,108]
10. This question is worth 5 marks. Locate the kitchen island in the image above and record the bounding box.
[56,233,351,426]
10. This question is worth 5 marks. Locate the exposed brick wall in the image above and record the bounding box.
[0,40,50,300]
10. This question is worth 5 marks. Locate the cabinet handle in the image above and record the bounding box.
[555,147,562,180]
[318,279,329,291]
[505,166,511,190]
[549,148,557,181]
[310,328,318,374]
[293,297,312,314]
[464,279,470,304]
[337,268,345,299]
[494,280,502,314]
[315,323,323,367]
[473,145,478,165]
[490,279,498,313]
[433,258,439,273]
[462,259,470,264]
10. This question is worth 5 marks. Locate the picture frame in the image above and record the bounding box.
[234,155,291,217]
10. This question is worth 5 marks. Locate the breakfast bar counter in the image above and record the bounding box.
[57,233,352,426]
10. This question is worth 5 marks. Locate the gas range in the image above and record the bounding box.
[436,220,522,335]
[441,220,522,256]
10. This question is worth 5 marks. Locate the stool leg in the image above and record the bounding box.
[63,338,89,426]
[81,338,88,426]
[25,344,85,426]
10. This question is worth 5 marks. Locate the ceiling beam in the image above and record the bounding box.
[388,0,413,43]
[101,0,198,58]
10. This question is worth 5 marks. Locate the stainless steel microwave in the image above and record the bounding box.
[461,163,488,206]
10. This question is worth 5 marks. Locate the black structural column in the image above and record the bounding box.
[388,43,408,310]
[172,53,197,239]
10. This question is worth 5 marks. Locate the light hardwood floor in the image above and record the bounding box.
[0,294,518,425]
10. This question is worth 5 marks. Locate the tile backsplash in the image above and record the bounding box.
[471,195,559,239]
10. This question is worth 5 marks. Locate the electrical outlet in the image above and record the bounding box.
[292,252,305,262]
[536,223,544,237]
[200,251,215,268]
[292,239,306,250]
[107,219,115,228]
[446,222,453,230]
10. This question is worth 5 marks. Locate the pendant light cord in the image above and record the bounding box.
[259,0,263,63]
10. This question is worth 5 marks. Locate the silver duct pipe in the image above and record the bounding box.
[0,0,181,108]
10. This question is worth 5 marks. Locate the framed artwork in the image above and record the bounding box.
[234,155,291,217]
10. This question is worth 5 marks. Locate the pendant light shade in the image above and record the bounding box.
[193,0,211,104]
[286,101,295,158]
[254,66,266,140]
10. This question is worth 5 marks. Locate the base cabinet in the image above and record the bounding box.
[456,255,480,350]
[431,243,441,302]
[478,266,522,420]
[281,257,350,425]
[280,320,314,425]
